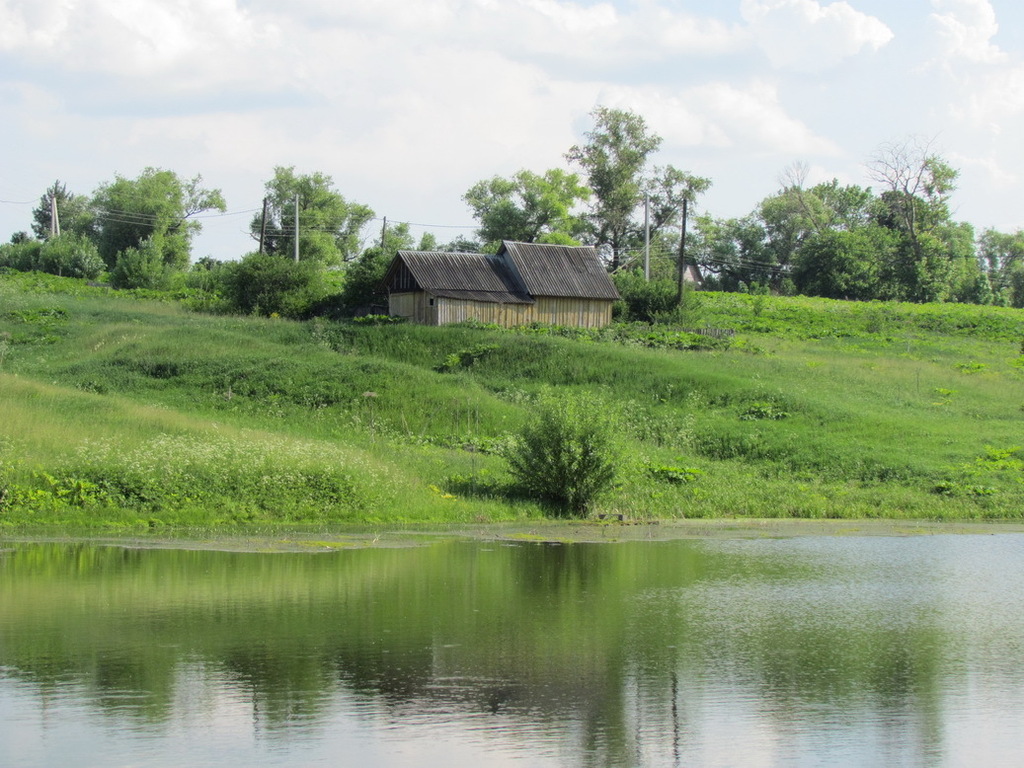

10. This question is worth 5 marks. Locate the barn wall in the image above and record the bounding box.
[435,298,533,327]
[389,292,429,323]
[391,293,615,328]
[531,297,614,328]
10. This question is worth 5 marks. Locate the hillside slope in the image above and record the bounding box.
[2,270,1023,527]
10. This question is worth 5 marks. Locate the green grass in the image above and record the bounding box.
[2,269,1023,527]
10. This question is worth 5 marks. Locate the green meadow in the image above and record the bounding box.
[2,269,1023,529]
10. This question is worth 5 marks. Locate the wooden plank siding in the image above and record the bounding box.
[389,292,613,328]
[531,297,614,328]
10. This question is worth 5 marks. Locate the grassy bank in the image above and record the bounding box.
[2,269,1023,528]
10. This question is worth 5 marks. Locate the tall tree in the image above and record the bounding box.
[31,181,95,241]
[978,228,1024,306]
[463,168,590,252]
[250,167,373,264]
[566,106,710,270]
[692,215,774,291]
[866,139,972,302]
[867,138,958,246]
[92,169,225,271]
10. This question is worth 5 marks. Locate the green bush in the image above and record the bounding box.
[39,233,104,279]
[0,240,43,272]
[220,252,327,318]
[504,392,619,516]
[110,238,172,290]
[612,270,679,322]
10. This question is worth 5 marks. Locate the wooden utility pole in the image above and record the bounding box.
[381,216,387,248]
[675,198,688,304]
[258,197,268,254]
[644,193,650,281]
[49,193,60,239]
[293,193,300,263]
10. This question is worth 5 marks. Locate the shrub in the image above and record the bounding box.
[0,240,43,272]
[612,270,679,322]
[504,392,619,516]
[220,252,327,318]
[39,233,104,279]
[110,238,172,290]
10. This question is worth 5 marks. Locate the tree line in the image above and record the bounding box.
[3,107,1024,317]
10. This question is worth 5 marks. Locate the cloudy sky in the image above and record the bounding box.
[2,0,1024,260]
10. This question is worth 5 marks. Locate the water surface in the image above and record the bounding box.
[2,535,1023,767]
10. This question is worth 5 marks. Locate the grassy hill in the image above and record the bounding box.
[2,269,1023,528]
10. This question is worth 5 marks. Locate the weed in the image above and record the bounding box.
[739,402,791,421]
[646,464,704,485]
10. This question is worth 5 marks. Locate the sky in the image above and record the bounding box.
[2,0,1024,261]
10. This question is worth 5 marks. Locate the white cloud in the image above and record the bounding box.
[3,0,1024,255]
[952,63,1024,131]
[0,0,283,88]
[929,0,1005,64]
[595,80,840,156]
[740,0,893,71]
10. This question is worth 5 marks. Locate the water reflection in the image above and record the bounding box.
[1,536,1023,766]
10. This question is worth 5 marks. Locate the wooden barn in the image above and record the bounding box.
[380,241,620,328]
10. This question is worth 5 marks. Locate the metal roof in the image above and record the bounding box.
[381,243,619,304]
[499,242,620,300]
[388,251,534,304]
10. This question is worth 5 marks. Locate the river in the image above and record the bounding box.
[2,531,1023,766]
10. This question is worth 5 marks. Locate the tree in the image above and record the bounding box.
[791,228,887,300]
[437,235,482,253]
[867,138,958,250]
[566,106,710,269]
[338,222,417,313]
[693,215,776,291]
[978,228,1024,306]
[250,167,374,264]
[866,138,963,301]
[92,168,225,271]
[463,168,589,251]
[31,181,95,241]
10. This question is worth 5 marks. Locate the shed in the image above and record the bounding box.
[380,241,620,328]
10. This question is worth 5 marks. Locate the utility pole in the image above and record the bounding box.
[258,197,268,254]
[644,193,650,281]
[381,216,387,249]
[50,193,60,239]
[676,197,688,304]
[293,193,300,263]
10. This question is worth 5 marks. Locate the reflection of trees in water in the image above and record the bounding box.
[0,540,979,765]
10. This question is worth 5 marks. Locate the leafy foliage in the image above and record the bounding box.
[566,106,710,268]
[504,392,619,515]
[220,252,327,318]
[93,168,225,271]
[110,237,172,290]
[249,166,374,265]
[31,181,95,241]
[612,270,680,322]
[464,168,590,251]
